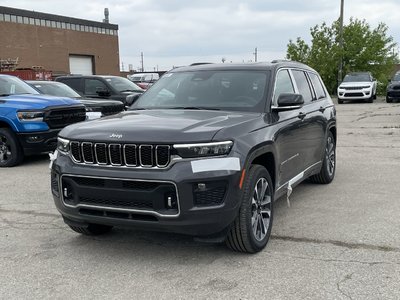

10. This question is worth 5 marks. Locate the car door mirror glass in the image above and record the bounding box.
[277,93,304,107]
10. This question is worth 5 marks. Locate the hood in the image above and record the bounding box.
[0,94,81,110]
[60,109,261,143]
[339,81,373,88]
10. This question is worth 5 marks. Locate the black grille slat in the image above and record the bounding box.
[69,142,170,168]
[82,142,94,163]
[124,145,137,166]
[109,144,122,165]
[95,143,107,164]
[140,145,153,166]
[44,107,86,129]
[70,142,81,162]
[156,146,170,167]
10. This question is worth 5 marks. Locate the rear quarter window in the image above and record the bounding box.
[309,73,326,100]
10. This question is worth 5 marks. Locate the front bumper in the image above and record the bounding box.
[386,90,400,100]
[337,87,373,100]
[17,129,60,155]
[51,153,243,236]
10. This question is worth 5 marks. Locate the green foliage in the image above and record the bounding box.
[286,18,399,94]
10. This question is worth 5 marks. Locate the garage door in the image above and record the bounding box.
[69,55,93,75]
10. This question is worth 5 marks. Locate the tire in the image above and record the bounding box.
[338,98,344,104]
[226,165,274,253]
[0,128,23,167]
[386,97,392,103]
[309,131,336,184]
[367,95,373,103]
[68,224,113,235]
[373,93,377,100]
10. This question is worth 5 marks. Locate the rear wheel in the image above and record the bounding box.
[0,128,23,167]
[226,165,273,253]
[68,224,113,235]
[309,131,336,184]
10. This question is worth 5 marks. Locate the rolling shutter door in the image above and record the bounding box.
[69,55,93,75]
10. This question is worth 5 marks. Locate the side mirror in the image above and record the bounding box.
[96,87,110,97]
[272,93,304,111]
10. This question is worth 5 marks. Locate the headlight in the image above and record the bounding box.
[17,111,44,122]
[57,137,70,153]
[174,141,233,158]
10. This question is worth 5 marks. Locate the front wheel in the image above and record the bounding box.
[309,131,336,184]
[0,128,23,167]
[226,165,274,253]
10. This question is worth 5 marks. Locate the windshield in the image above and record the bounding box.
[343,73,371,82]
[0,76,40,96]
[392,74,400,81]
[132,70,269,112]
[30,82,81,98]
[104,77,143,92]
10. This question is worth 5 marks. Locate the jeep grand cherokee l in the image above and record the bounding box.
[50,61,336,253]
[337,72,377,103]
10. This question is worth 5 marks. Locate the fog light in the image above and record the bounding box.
[165,193,177,209]
[26,135,43,143]
[197,183,206,191]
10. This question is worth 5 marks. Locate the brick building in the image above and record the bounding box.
[0,6,120,76]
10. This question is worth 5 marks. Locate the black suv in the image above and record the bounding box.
[386,72,400,103]
[51,61,336,253]
[55,75,144,106]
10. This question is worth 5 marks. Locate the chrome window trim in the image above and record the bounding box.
[60,174,180,218]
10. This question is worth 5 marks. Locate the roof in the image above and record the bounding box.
[171,60,316,73]
[0,6,118,30]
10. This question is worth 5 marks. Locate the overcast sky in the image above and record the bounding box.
[2,0,400,71]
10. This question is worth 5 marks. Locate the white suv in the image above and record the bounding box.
[337,72,377,104]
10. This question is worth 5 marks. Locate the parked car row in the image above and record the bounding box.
[127,72,159,89]
[386,72,400,103]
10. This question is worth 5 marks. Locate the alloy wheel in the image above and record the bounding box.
[326,136,335,176]
[251,177,272,241]
[0,135,12,163]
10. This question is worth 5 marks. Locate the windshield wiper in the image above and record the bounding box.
[167,106,221,111]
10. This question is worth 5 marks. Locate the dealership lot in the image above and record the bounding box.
[1,99,399,299]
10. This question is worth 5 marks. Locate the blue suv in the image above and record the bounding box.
[0,75,86,167]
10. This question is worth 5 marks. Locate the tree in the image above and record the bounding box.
[286,18,398,94]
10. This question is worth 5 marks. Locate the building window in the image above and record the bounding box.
[84,25,89,32]
[0,14,4,22]
[56,21,61,28]
[51,21,56,28]
[4,14,11,22]
[61,22,66,29]
[40,19,46,26]
[45,20,51,27]
[11,15,17,23]
[29,18,35,25]
[101,28,106,34]
[23,16,29,24]
[89,26,93,32]
[34,18,40,25]
[16,16,23,23]
[66,23,71,29]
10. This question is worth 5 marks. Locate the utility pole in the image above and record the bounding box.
[253,47,258,62]
[140,52,144,72]
[338,0,344,85]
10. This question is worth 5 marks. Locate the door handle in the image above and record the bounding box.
[319,106,326,113]
[298,112,306,120]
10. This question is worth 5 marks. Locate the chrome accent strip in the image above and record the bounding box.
[94,143,107,165]
[139,144,153,167]
[109,143,122,166]
[81,142,94,164]
[173,141,233,149]
[155,145,170,167]
[123,144,137,166]
[60,174,180,218]
[276,161,322,192]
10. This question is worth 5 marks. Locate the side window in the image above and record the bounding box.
[84,79,108,94]
[308,73,326,100]
[59,78,81,92]
[273,69,294,103]
[291,70,313,104]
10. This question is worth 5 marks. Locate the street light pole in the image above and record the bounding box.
[338,0,344,86]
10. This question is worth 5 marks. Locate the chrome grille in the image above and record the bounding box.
[70,142,171,168]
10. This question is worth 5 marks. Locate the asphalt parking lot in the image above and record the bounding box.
[1,98,400,299]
